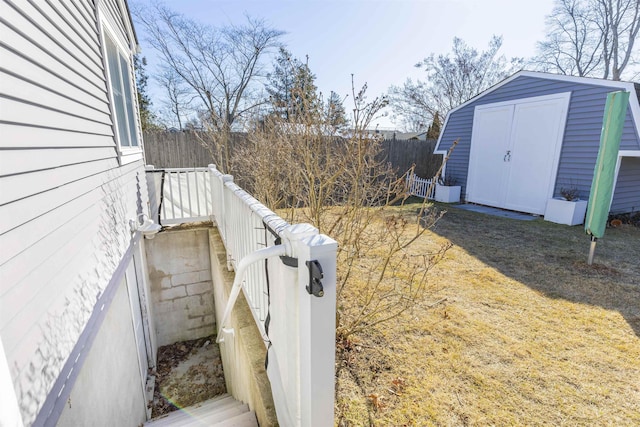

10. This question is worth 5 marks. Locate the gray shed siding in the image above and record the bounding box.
[611,157,640,214]
[0,0,147,425]
[437,76,639,206]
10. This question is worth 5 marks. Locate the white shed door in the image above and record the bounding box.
[467,93,570,214]
[466,104,514,208]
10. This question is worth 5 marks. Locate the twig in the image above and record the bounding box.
[455,391,463,407]
[426,297,447,308]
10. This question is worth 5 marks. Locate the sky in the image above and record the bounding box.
[132,0,556,129]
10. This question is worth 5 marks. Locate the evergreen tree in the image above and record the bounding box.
[325,91,348,132]
[133,54,158,131]
[426,111,441,139]
[266,48,320,122]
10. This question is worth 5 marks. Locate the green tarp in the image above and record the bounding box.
[585,91,630,239]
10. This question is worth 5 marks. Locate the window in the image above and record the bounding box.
[104,33,138,148]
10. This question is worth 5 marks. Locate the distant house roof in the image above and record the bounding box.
[371,129,430,140]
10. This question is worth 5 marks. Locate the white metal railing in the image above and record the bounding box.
[145,166,213,225]
[209,166,289,327]
[406,172,436,199]
[208,164,337,427]
[148,164,337,426]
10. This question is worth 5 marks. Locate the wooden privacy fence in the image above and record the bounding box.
[143,131,215,168]
[143,131,442,177]
[379,138,440,178]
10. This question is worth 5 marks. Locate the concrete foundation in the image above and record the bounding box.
[145,228,215,347]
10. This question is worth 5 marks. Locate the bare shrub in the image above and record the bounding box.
[233,77,454,341]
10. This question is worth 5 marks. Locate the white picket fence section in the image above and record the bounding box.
[406,172,436,199]
[145,165,337,427]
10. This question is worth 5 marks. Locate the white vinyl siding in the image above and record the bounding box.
[611,157,640,213]
[0,0,147,424]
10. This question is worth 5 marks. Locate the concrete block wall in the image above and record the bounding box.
[145,228,215,347]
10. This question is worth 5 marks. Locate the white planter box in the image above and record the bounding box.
[435,184,461,203]
[544,198,588,225]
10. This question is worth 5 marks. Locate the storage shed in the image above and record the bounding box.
[434,71,640,216]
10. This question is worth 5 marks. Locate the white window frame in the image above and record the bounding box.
[99,10,143,165]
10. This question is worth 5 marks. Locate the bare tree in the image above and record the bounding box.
[155,67,194,130]
[596,0,640,80]
[133,3,284,171]
[534,0,639,80]
[387,78,432,132]
[535,0,603,77]
[388,36,523,131]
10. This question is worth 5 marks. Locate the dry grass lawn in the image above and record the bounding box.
[335,202,640,426]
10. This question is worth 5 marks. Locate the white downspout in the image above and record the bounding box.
[216,244,287,343]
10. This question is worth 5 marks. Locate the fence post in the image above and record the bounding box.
[284,224,338,427]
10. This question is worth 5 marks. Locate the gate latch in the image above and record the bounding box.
[305,260,324,297]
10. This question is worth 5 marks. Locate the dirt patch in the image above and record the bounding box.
[151,335,226,418]
[160,221,214,232]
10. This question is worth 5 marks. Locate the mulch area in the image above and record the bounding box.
[609,212,640,227]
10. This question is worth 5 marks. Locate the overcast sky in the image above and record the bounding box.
[132,0,556,129]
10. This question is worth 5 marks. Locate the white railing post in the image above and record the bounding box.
[145,165,160,224]
[208,164,219,225]
[221,174,235,271]
[284,224,338,427]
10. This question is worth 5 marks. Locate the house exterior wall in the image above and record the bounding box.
[56,276,147,427]
[0,0,149,425]
[611,157,640,214]
[436,75,640,209]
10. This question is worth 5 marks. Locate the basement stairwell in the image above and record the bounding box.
[144,394,258,427]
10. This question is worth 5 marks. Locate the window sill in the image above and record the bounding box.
[119,147,144,166]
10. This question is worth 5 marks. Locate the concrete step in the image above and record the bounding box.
[214,411,261,427]
[144,394,258,427]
